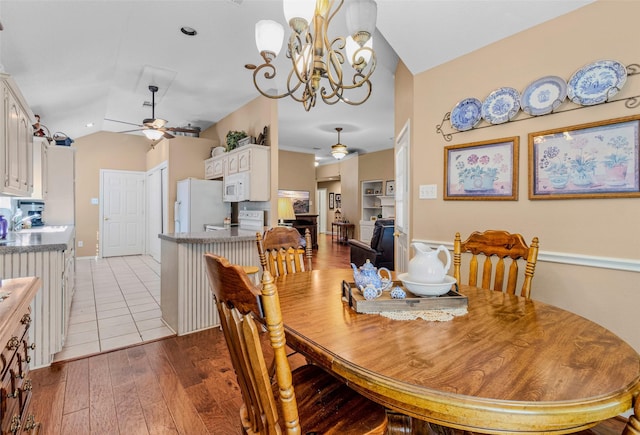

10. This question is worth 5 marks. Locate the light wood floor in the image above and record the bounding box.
[29,233,351,434]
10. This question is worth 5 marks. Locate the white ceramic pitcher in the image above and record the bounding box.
[408,242,451,283]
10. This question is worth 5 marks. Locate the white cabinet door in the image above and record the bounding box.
[212,155,226,178]
[204,157,214,179]
[237,148,251,172]
[1,76,34,197]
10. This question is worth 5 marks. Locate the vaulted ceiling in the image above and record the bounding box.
[0,0,592,164]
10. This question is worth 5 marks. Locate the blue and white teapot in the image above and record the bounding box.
[351,260,392,296]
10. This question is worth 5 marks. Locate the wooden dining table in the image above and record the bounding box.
[272,269,640,434]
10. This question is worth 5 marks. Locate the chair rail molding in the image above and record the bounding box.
[413,239,640,273]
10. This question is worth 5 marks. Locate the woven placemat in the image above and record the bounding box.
[377,307,467,322]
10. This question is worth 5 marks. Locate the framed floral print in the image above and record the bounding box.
[529,114,640,199]
[444,137,519,200]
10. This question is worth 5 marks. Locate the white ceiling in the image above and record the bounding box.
[0,0,592,165]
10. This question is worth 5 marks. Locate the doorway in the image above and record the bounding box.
[395,121,410,272]
[146,162,168,262]
[317,188,327,234]
[100,169,146,257]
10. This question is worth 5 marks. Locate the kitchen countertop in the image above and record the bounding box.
[158,227,261,244]
[0,225,75,254]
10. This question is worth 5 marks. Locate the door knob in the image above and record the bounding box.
[104,217,109,221]
[393,231,400,237]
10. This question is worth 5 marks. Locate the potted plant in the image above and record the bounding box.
[602,135,631,186]
[540,145,570,189]
[456,153,501,192]
[226,130,248,152]
[569,153,597,186]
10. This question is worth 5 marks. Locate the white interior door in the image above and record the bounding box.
[101,170,145,257]
[395,121,410,272]
[317,188,327,234]
[146,162,167,262]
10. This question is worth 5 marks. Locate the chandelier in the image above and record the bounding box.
[331,127,348,159]
[246,0,377,111]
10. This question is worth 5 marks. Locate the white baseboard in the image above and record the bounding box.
[412,239,640,273]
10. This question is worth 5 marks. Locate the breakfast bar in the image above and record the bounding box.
[159,228,261,335]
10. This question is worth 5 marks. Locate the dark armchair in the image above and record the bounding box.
[349,219,395,270]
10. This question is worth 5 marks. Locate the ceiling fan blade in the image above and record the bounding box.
[105,118,143,127]
[165,126,201,134]
[118,128,145,133]
[163,131,175,139]
[143,118,167,129]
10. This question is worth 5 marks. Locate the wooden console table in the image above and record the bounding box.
[285,214,318,249]
[331,221,355,244]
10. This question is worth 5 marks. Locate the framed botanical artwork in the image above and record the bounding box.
[329,192,335,210]
[335,193,342,209]
[529,114,640,199]
[444,137,519,200]
[385,180,395,196]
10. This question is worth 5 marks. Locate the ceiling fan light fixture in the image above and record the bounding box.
[331,127,348,160]
[143,129,164,141]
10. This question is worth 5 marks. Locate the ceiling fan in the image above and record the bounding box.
[105,85,201,141]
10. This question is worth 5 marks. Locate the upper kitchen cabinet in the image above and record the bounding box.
[32,138,76,224]
[205,145,270,200]
[0,73,35,196]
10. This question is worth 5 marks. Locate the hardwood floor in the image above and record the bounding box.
[29,233,350,435]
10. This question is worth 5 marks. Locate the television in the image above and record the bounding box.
[278,190,310,214]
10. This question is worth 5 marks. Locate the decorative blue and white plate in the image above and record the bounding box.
[567,60,627,106]
[450,97,482,131]
[520,76,567,116]
[481,87,521,124]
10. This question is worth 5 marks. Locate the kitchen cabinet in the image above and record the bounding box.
[206,145,270,201]
[0,277,41,434]
[0,73,35,197]
[204,154,226,180]
[32,138,76,224]
[0,226,76,369]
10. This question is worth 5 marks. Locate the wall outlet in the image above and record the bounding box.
[77,241,83,247]
[419,184,438,199]
[91,198,99,205]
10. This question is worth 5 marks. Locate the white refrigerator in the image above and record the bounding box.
[174,178,229,233]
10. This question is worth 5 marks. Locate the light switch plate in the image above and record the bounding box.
[419,184,438,199]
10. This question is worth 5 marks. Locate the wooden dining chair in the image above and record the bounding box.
[204,253,388,435]
[453,230,540,299]
[256,226,313,277]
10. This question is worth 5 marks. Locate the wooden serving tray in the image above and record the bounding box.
[341,280,468,314]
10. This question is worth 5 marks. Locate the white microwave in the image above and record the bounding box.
[223,172,250,202]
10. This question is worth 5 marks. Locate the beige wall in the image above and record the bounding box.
[74,131,149,257]
[148,136,217,232]
[278,150,317,213]
[398,1,640,351]
[74,132,215,257]
[201,96,279,225]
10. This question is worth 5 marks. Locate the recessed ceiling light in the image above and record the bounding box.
[180,26,197,36]
[85,122,94,128]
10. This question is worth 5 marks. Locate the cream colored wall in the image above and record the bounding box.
[200,96,279,226]
[400,1,640,351]
[278,150,316,213]
[74,132,215,257]
[146,136,217,232]
[74,131,149,257]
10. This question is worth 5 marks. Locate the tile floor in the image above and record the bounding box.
[53,255,175,362]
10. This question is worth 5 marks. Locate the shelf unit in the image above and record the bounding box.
[377,195,395,218]
[359,180,383,242]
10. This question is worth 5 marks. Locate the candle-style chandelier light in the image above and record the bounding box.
[245,0,377,111]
